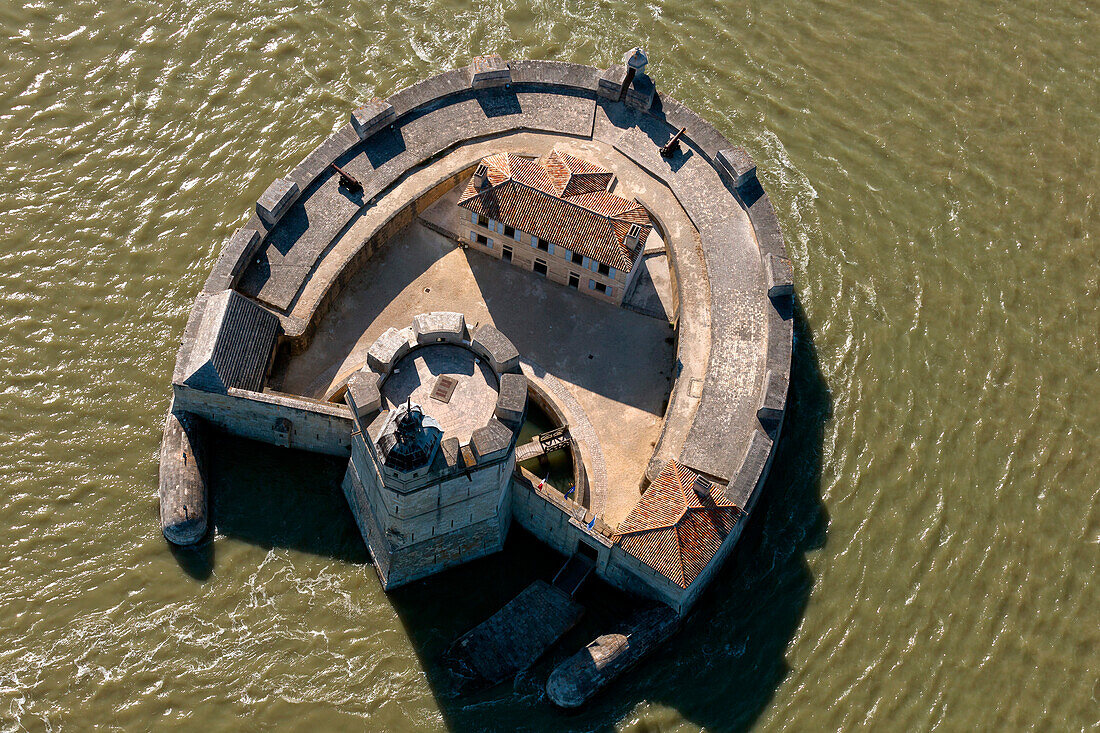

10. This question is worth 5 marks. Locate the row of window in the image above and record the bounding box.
[467,231,613,297]
[467,212,616,279]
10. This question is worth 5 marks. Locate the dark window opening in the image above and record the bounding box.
[533,259,548,276]
[597,263,610,276]
[568,272,580,288]
[478,215,489,227]
[577,540,599,563]
[537,238,550,251]
[503,225,516,238]
[571,251,583,265]
[502,244,513,262]
[594,281,608,294]
[476,233,488,245]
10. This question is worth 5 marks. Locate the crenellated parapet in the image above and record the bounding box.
[165,49,794,546]
[340,313,527,589]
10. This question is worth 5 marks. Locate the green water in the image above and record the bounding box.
[517,402,575,496]
[1,0,1097,729]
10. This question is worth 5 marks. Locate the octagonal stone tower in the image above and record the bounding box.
[340,312,528,589]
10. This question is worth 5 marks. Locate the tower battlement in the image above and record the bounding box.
[341,313,527,589]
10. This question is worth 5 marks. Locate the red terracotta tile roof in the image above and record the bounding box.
[614,460,744,589]
[457,150,652,271]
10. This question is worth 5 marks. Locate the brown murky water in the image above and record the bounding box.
[1,0,1097,729]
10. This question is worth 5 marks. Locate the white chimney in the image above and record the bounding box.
[624,223,643,252]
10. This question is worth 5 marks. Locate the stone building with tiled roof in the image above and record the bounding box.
[606,460,748,614]
[455,150,653,305]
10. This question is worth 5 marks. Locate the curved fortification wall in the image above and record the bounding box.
[159,51,794,706]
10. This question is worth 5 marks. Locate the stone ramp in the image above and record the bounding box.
[551,554,595,598]
[442,579,583,691]
[622,253,674,322]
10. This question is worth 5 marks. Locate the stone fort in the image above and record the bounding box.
[159,49,793,706]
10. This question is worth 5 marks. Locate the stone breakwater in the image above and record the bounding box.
[159,52,793,707]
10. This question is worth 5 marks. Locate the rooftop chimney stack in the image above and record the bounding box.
[692,475,713,499]
[472,162,489,189]
[624,223,643,253]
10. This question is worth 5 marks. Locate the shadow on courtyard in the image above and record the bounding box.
[462,245,675,418]
[171,298,829,732]
[270,221,675,419]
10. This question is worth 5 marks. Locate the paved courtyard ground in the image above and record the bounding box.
[270,222,677,527]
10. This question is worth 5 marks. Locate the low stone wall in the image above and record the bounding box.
[172,383,353,456]
[511,468,613,567]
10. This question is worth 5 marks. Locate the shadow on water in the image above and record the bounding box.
[385,299,831,732]
[169,538,215,581]
[623,298,831,731]
[169,433,368,580]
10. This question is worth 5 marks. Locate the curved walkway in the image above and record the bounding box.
[520,357,609,519]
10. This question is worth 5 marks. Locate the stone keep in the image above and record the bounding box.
[341,313,527,589]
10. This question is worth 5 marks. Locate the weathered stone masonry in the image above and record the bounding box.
[159,52,793,699]
[339,314,525,589]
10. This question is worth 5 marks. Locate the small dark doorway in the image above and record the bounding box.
[502,244,512,262]
[576,540,599,564]
[533,259,547,277]
[568,272,580,289]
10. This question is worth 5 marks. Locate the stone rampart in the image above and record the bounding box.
[167,53,794,614]
[159,54,800,710]
[189,59,794,488]
[280,164,473,354]
[173,383,353,456]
